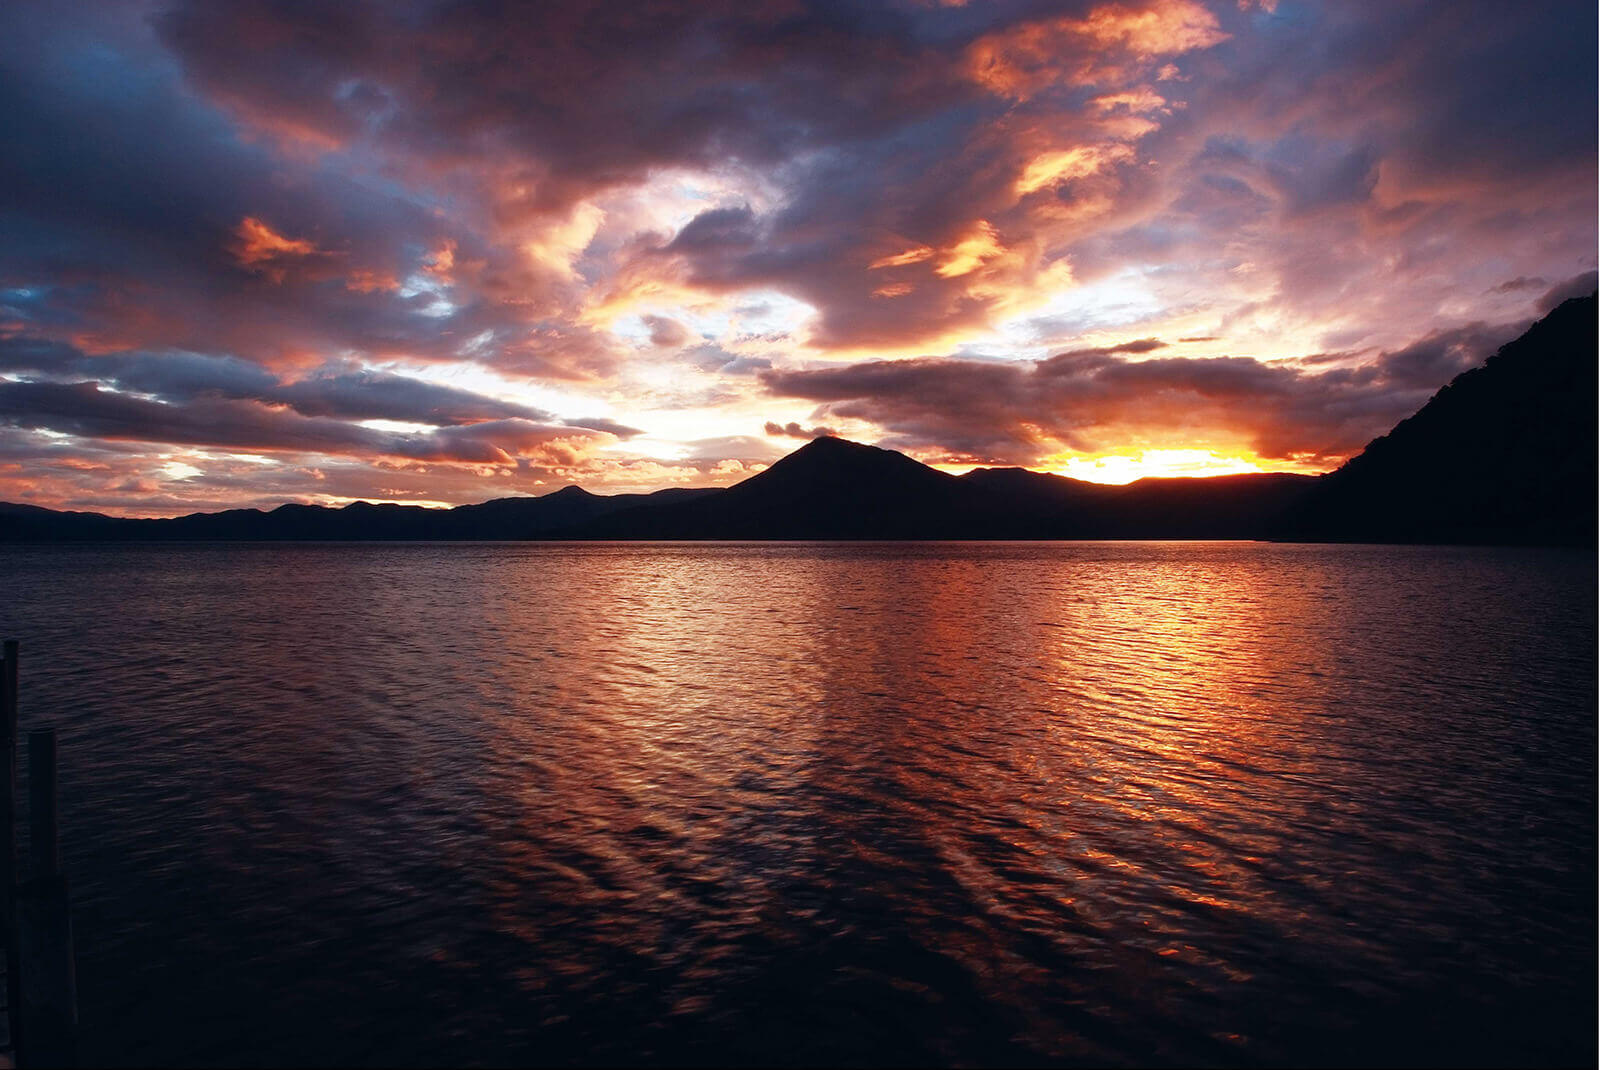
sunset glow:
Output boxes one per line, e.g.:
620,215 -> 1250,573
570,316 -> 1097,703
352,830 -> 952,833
1050,450 -> 1269,484
0,0 -> 1593,514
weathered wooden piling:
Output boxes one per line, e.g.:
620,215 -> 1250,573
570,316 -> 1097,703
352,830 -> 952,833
0,643 -> 79,1068
24,735 -> 56,888
18,728 -> 75,1068
2,640 -> 19,1061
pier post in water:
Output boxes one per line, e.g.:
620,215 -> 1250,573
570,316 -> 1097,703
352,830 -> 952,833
2,640 -> 19,1058
26,733 -> 57,886
18,728 -> 76,1067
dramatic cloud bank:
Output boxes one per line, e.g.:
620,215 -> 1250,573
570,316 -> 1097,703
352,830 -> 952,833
1,0 -> 1593,512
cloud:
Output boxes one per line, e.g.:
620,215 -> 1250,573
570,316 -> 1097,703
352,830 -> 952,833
642,315 -> 693,349
0,0 -> 1594,512
230,216 -> 339,283
1058,337 -> 1168,357
0,424 -> 735,516
1372,321 -> 1528,390
763,421 -> 836,440
1489,276 -> 1548,295
759,320 -> 1525,465
0,3 -> 627,379
966,1 -> 1227,100
1537,271 -> 1599,314
0,335 -> 642,433
0,379 -> 610,465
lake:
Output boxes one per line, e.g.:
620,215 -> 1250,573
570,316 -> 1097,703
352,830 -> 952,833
0,541 -> 1593,1066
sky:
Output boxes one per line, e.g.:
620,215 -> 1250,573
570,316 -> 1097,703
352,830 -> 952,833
1,0 -> 1594,515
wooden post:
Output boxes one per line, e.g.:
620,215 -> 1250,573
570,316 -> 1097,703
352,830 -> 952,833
1,640 -> 18,1059
19,729 -> 75,1068
27,733 -> 57,884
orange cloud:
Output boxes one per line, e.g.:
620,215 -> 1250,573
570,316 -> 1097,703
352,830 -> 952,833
231,217 -> 403,294
230,216 -> 330,283
935,220 -> 1007,278
968,0 -> 1225,100
1016,144 -> 1137,195
424,239 -> 457,284
345,269 -> 400,294
869,245 -> 935,269
232,216 -> 318,264
1091,86 -> 1169,114
1077,1 -> 1229,56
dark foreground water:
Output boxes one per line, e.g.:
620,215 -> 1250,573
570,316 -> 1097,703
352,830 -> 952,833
0,541 -> 1593,1067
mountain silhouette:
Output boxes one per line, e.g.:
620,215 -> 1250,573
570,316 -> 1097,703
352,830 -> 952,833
0,487 -> 715,541
578,436 -> 1008,538
957,467 -> 1314,539
571,440 -> 1320,539
3,296 -> 1592,545
1280,294 -> 1596,544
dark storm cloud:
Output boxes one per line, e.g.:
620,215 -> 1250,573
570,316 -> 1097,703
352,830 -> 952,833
0,335 -> 639,434
152,0 -> 986,215
1167,1 -> 1595,189
759,321 -> 1527,464
0,334 -> 641,468
1372,321 -> 1529,391
143,0 -> 1242,351
274,372 -> 549,426
1536,271 -> 1599,314
0,1 -> 620,379
0,379 -> 608,464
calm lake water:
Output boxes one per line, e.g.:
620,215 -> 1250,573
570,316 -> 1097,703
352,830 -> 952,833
0,541 -> 1593,1066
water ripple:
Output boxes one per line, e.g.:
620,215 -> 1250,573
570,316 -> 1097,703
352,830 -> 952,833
0,541 -> 1592,1066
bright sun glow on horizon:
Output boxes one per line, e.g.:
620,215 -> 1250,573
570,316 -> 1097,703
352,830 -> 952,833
1048,449 -> 1270,484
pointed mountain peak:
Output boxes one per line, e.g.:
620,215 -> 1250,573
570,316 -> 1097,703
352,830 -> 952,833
771,434 -> 920,469
544,484 -> 595,500
753,434 -> 953,486
729,436 -> 960,508
786,433 -> 859,456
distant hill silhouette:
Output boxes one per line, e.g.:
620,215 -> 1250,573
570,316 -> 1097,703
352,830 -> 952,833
2,296 -> 1592,545
515,438 -> 1316,539
0,487 -> 716,541
0,440 -> 1318,541
958,467 -> 1315,539
1279,294 -> 1597,545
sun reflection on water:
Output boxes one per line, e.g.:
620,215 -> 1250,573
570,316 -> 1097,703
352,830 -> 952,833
1,541 -> 1591,1066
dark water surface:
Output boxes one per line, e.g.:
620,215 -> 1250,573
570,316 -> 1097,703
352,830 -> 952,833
0,541 -> 1593,1066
